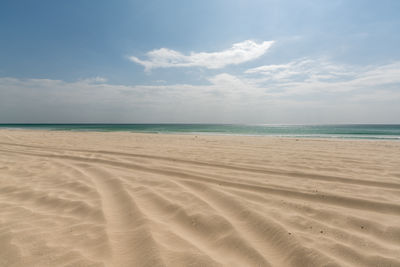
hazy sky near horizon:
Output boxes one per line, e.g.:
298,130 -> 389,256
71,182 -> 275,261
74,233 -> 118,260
1,0 -> 400,123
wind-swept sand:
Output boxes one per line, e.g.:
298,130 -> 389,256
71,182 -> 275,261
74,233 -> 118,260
1,130 -> 400,267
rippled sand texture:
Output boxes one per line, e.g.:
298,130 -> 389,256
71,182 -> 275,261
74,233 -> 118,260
1,130 -> 400,267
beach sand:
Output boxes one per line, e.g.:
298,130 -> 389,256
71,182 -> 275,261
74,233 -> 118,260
1,129 -> 400,267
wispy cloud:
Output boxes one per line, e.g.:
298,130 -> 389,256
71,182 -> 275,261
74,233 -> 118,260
129,40 -> 274,71
245,59 -> 400,96
245,58 -> 356,82
80,76 -> 108,84
1,60 -> 399,123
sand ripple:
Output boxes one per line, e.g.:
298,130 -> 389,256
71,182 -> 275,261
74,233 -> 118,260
1,130 -> 400,266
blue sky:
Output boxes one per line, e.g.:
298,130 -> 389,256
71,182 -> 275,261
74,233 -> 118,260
1,0 -> 400,123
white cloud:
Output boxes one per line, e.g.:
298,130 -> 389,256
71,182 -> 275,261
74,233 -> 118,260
81,76 -> 108,84
1,60 -> 400,124
245,62 -> 295,74
245,58 -> 356,82
208,73 -> 247,88
245,59 -> 400,96
129,40 -> 274,71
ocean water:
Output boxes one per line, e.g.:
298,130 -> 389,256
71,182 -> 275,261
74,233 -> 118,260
0,124 -> 400,140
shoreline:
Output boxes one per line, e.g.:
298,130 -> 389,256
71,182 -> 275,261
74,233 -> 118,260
1,128 -> 399,141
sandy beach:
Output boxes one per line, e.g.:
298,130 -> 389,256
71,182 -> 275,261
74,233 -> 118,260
1,129 -> 400,267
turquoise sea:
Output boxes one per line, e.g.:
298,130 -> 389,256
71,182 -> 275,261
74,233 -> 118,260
1,124 -> 400,140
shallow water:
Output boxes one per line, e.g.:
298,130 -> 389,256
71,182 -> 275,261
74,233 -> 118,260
1,124 -> 400,140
